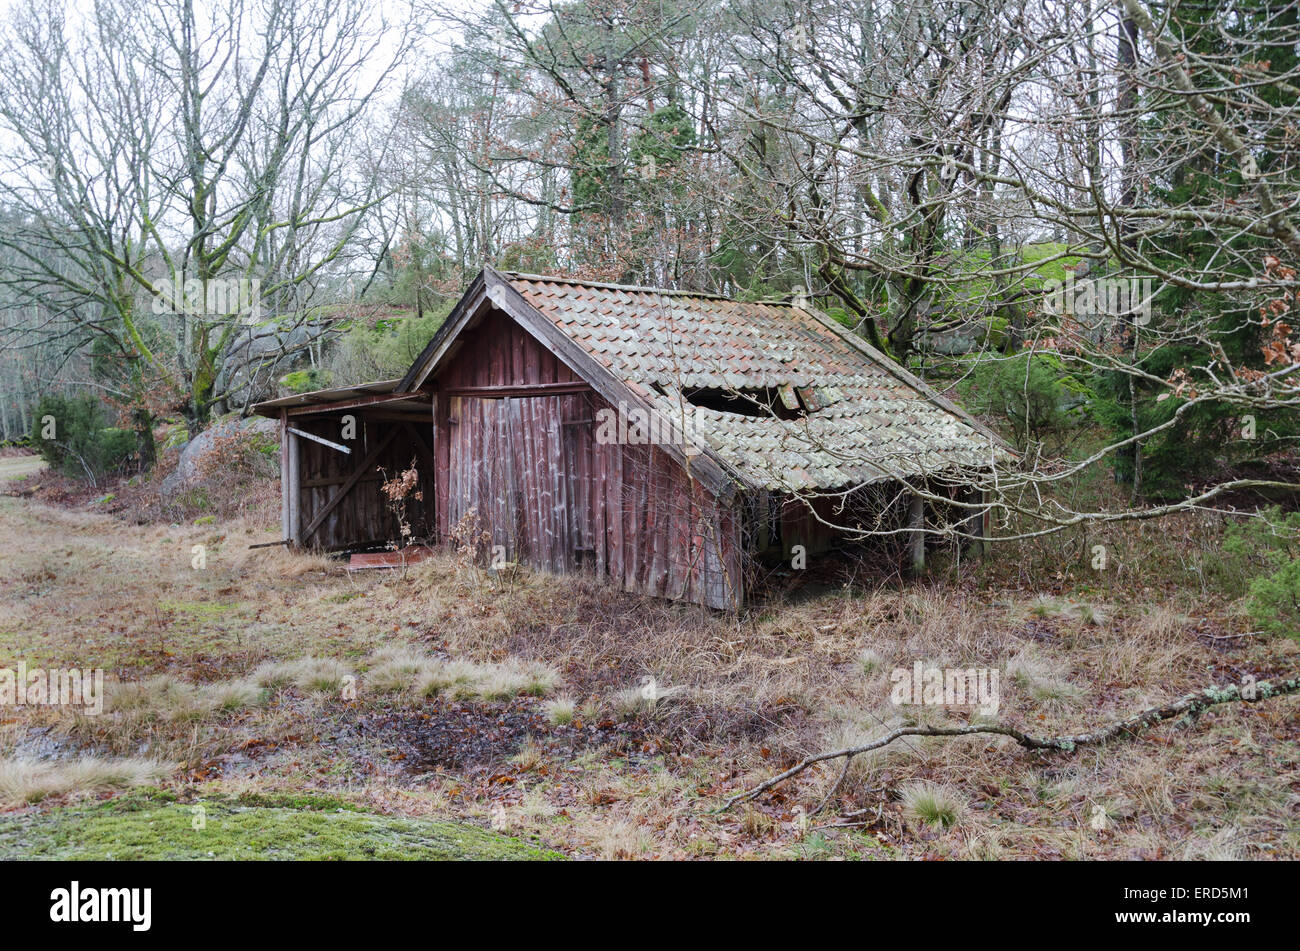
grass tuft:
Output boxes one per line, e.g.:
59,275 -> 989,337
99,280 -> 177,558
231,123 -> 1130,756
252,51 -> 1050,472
544,697 -> 576,726
0,757 -> 171,806
899,781 -> 968,829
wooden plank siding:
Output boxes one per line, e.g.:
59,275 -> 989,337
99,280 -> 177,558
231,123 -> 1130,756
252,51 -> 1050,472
434,307 -> 742,609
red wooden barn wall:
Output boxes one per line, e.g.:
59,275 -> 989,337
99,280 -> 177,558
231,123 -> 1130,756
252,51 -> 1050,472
433,308 -> 742,609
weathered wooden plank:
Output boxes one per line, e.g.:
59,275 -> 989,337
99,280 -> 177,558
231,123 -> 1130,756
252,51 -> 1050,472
516,397 -> 539,562
622,446 -> 642,592
488,319 -> 502,388
430,392 -> 441,539
498,398 -> 517,557
524,325 -> 540,384
607,427 -> 623,584
594,406 -> 608,577
287,427 -> 351,454
552,399 -> 571,572
346,545 -> 436,571
646,453 -> 664,596
512,321 -> 525,389
287,422 -> 301,546
285,392 -> 430,417
300,473 -> 385,489
435,393 -> 450,538
540,398 -> 557,572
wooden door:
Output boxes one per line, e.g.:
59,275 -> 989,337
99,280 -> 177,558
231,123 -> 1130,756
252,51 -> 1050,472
447,395 -> 586,574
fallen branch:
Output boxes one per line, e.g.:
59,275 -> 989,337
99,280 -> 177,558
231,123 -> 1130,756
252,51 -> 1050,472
720,674 -> 1300,812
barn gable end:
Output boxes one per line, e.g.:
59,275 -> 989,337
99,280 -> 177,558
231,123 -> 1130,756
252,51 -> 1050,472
428,301 -> 743,609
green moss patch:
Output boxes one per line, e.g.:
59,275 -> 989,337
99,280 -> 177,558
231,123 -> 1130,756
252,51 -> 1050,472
0,796 -> 563,861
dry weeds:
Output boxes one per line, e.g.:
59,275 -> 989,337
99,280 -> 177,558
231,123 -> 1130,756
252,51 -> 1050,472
1,492 -> 1296,860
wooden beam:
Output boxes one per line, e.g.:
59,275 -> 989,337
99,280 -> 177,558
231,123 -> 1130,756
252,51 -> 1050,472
285,392 -> 430,417
358,410 -> 436,423
279,410 -> 290,542
908,490 -> 925,575
288,427 -> 351,454
966,487 -> 990,558
301,473 -> 383,489
442,382 -> 592,399
287,418 -> 301,546
300,429 -> 398,543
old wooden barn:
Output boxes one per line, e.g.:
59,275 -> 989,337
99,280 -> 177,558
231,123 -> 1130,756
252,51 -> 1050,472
254,268 -> 1006,608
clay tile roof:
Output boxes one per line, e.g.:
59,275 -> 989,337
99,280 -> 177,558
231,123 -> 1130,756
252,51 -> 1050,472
502,272 -> 1009,491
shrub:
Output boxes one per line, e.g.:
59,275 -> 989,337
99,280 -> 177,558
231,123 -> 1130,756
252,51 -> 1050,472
198,423 -> 278,481
1222,508 -> 1300,639
30,393 -> 137,481
1246,559 -> 1300,640
323,307 -> 451,384
960,352 -> 1088,450
280,368 -> 332,393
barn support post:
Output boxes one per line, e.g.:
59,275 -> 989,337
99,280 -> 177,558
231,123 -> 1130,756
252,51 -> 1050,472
429,392 -> 439,542
287,424 -> 302,547
965,486 -> 989,558
279,410 -> 290,543
908,488 -> 925,575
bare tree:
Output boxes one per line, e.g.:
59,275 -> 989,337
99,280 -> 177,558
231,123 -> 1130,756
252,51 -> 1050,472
0,0 -> 414,440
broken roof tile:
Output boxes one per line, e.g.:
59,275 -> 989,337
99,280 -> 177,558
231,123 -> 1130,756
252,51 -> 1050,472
505,272 -> 1009,491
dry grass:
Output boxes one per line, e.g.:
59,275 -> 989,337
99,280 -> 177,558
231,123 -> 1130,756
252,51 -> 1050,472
3,488 -> 1297,860
609,682 -> 694,719
362,648 -> 558,701
252,657 -> 352,694
544,697 -> 576,725
230,540 -> 337,579
49,673 -> 276,758
593,820 -> 655,859
1007,649 -> 1086,714
105,674 -> 268,722
900,781 -> 969,829
0,756 -> 171,805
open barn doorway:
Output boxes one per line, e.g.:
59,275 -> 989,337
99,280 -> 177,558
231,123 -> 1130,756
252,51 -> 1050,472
288,414 -> 435,551
253,381 -> 434,553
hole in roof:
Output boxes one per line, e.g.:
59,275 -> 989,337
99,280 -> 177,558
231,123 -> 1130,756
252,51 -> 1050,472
682,386 -> 807,420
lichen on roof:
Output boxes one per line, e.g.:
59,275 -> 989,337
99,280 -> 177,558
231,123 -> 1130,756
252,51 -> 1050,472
506,274 -> 1008,491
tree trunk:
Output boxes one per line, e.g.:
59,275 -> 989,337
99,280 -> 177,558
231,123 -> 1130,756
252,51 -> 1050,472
1116,10 -> 1143,497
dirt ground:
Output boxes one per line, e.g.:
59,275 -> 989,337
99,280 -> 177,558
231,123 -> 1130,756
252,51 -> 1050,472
1,453 -> 1297,859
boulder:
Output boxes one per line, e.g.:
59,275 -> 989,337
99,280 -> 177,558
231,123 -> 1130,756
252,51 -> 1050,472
162,416 -> 278,496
